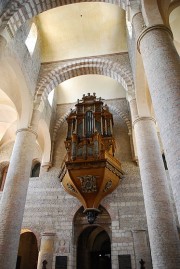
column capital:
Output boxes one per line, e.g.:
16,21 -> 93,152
16,128 -> 38,138
133,116 -> 156,127
137,24 -> 173,53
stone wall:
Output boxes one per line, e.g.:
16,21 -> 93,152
7,19 -> 41,96
21,160 -> 148,269
0,0 -> 9,15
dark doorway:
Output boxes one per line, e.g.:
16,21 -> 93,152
77,226 -> 111,269
31,162 -> 41,177
16,231 -> 38,269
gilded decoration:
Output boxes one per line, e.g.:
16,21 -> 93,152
67,183 -> 77,193
77,175 -> 98,193
103,180 -> 112,192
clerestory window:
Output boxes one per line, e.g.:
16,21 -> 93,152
25,23 -> 38,56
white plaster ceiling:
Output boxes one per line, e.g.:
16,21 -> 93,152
49,75 -> 126,105
36,3 -> 127,62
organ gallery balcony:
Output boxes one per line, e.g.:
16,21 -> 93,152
59,93 -> 124,223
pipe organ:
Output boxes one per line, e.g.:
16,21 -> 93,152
60,93 -> 124,223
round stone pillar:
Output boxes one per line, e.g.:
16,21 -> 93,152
134,15 -> 180,223
133,116 -> 180,269
0,106 -> 41,269
37,232 -> 55,269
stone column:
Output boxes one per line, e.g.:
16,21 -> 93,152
133,13 -> 180,223
37,232 -> 55,269
132,113 -> 180,268
0,106 -> 41,269
132,230 -> 152,269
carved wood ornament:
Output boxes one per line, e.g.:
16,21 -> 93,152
59,93 -> 124,223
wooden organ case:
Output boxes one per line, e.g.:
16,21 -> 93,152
59,93 -> 124,223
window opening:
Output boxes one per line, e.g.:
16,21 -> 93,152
25,23 -> 38,56
31,162 -> 40,177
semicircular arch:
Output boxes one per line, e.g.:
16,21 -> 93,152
36,58 -> 134,103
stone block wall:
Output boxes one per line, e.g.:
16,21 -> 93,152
0,0 -> 9,14
22,161 -> 149,269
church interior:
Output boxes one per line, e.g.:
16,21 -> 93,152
0,0 -> 179,268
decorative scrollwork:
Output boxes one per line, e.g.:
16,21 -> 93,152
103,180 -> 112,192
77,175 -> 98,193
67,183 -> 77,193
106,162 -> 122,177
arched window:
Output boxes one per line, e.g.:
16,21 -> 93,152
85,111 -> 94,138
0,165 -> 9,191
25,23 -> 38,56
31,162 -> 41,177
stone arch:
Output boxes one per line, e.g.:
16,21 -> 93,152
36,58 -> 134,103
52,105 -> 131,147
38,58 -> 133,164
52,111 -> 72,143
18,229 -> 39,269
21,228 -> 40,248
77,226 -> 111,269
73,205 -> 112,243
157,0 -> 180,25
0,1 -> 126,39
37,119 -> 51,165
108,105 -> 131,134
73,205 -> 112,268
140,0 -> 180,26
168,0 -> 180,15
141,0 -> 164,26
51,110 -> 72,164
